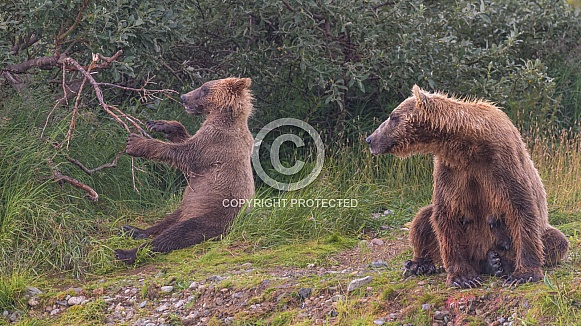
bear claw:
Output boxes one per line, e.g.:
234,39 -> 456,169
449,275 -> 483,289
486,250 -> 504,277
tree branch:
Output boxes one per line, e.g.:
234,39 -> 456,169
66,151 -> 125,175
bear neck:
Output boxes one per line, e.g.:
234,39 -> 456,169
204,101 -> 252,128
415,105 -> 520,169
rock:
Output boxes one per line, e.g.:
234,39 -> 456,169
189,281 -> 199,289
370,238 -> 384,246
8,311 -> 20,322
160,286 -> 174,293
139,300 -> 147,308
67,296 -> 86,306
174,299 -> 186,308
374,318 -> 386,325
347,276 -> 373,292
371,260 -> 388,268
232,292 -> 244,299
422,303 -> 431,310
28,297 -> 39,307
298,288 -> 312,300
156,304 -> 169,312
434,310 -> 450,320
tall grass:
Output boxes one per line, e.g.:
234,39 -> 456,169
228,136 -> 433,246
526,123 -> 581,224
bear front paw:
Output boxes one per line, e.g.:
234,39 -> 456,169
125,133 -> 146,157
114,248 -> 137,265
447,273 -> 483,289
503,268 -> 543,287
146,120 -> 169,133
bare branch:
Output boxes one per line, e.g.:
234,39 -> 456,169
3,55 -> 59,74
67,151 -> 125,175
52,170 -> 99,201
60,53 -> 131,133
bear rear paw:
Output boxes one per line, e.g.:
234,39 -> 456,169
485,250 -> 505,277
114,248 -> 138,265
403,258 -> 441,277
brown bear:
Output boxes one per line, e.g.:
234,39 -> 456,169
114,77 -> 255,264
366,85 -> 569,288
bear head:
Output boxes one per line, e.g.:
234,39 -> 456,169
366,85 -> 433,157
180,77 -> 253,116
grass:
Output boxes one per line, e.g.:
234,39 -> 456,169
0,86 -> 580,324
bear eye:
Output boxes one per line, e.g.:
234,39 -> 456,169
389,114 -> 400,124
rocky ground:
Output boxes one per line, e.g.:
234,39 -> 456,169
5,233 -> 542,326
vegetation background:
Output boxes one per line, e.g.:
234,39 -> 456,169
0,0 -> 580,324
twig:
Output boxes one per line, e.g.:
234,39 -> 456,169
48,159 -> 99,201
67,151 -> 125,175
52,170 -> 99,201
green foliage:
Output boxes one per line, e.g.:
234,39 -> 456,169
0,272 -> 27,311
1,0 -> 580,132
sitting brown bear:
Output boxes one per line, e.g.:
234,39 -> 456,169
114,77 -> 255,264
366,85 -> 569,288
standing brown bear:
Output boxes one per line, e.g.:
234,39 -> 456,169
366,85 -> 569,288
114,77 -> 255,264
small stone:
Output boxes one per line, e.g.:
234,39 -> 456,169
189,281 -> 198,289
160,286 -> 173,293
298,288 -> 312,300
499,317 -> 506,323
156,304 -> 169,312
422,303 -> 431,310
207,275 -> 224,282
374,318 -> 386,325
370,238 -> 384,246
28,297 -> 39,307
67,296 -> 86,306
371,260 -> 388,268
174,300 -> 186,309
232,292 -> 244,299
328,310 -> 338,317
347,276 -> 373,292
139,300 -> 147,308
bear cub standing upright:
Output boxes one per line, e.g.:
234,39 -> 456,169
366,85 -> 569,288
114,77 -> 255,264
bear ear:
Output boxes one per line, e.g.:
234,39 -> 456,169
231,78 -> 252,93
412,84 -> 431,110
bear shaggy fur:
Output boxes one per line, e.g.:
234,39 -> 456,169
366,85 -> 569,288
114,77 -> 255,264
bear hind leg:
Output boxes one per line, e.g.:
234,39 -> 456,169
150,213 -> 227,254
542,226 -> 569,267
120,209 -> 182,239
405,205 -> 442,277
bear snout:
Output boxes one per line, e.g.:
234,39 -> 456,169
365,136 -> 372,144
180,94 -> 187,103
